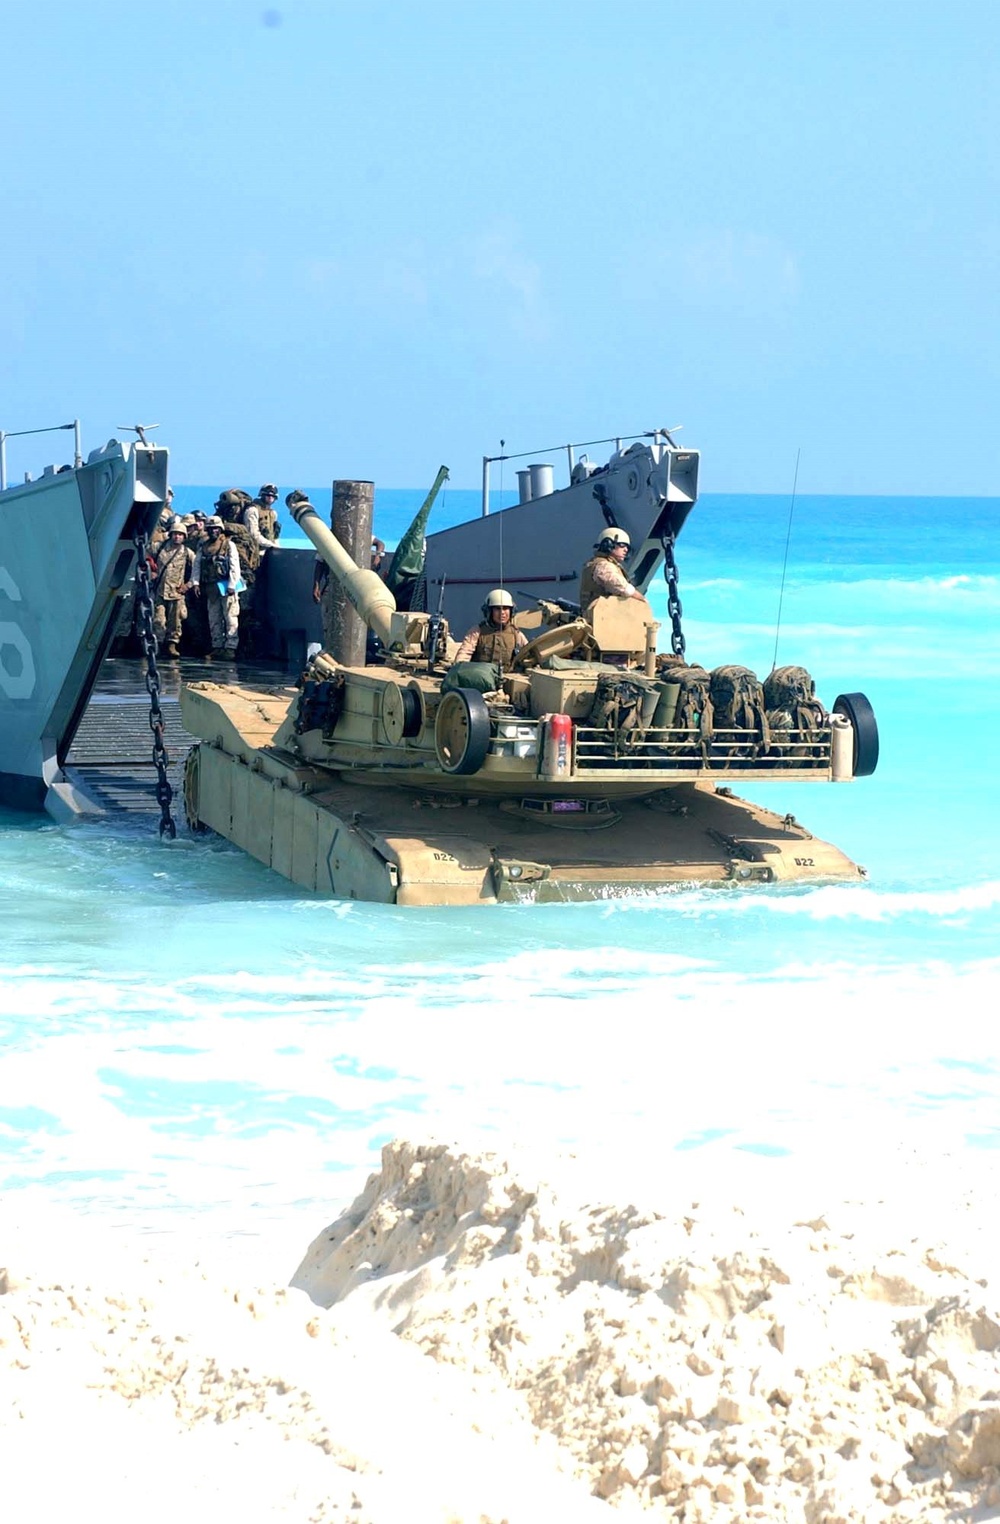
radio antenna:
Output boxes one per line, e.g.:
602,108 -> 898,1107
770,448 -> 801,673
498,438 -> 505,590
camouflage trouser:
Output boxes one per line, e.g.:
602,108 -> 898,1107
153,597 -> 185,646
206,588 -> 240,652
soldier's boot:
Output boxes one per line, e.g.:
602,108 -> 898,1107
210,648 -> 224,661
220,649 -> 236,661
164,643 -> 181,660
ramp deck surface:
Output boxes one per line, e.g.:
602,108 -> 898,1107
64,657 -> 290,819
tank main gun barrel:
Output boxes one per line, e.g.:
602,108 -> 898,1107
290,496 -> 397,649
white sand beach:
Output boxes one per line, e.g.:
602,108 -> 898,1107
4,1138 -> 1000,1522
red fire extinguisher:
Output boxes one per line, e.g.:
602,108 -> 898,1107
541,713 -> 572,779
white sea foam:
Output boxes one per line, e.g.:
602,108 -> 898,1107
4,948 -> 1000,1242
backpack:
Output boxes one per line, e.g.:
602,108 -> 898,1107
587,673 -> 661,743
763,665 -> 826,760
654,662 -> 714,755
224,519 -> 261,585
709,666 -> 770,759
217,488 -> 252,520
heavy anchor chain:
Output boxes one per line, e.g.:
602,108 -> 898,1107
661,531 -> 686,658
132,530 -> 177,839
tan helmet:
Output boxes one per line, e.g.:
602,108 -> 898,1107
206,515 -> 225,531
259,483 -> 278,499
596,526 -> 630,552
169,518 -> 187,534
482,587 -> 516,618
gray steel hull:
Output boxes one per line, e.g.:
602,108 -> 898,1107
0,439 -> 168,816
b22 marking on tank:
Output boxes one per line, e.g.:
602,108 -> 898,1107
794,857 -> 815,867
0,568 -> 37,700
432,851 -> 456,861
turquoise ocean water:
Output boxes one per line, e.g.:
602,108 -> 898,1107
2,488 -> 998,1246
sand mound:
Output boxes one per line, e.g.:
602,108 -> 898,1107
0,1241 -> 605,1522
6,1138 -> 1000,1521
292,1140 -> 1000,1522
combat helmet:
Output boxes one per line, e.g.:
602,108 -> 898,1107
482,588 -> 516,620
596,526 -> 630,553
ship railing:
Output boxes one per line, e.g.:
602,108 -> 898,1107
480,428 -> 679,516
573,724 -> 833,774
0,420 -> 82,492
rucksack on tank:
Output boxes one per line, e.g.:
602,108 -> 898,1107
654,661 -> 713,755
709,665 -> 770,759
587,673 -> 660,740
763,665 -> 826,761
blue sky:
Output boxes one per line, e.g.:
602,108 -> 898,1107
2,1 -> 998,493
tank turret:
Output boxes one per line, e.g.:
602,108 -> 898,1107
180,466 -> 878,905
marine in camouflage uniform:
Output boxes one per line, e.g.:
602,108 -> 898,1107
248,484 -> 281,545
578,527 -> 646,611
214,491 -> 265,655
453,589 -> 527,669
181,513 -> 211,655
152,523 -> 194,658
148,502 -> 174,555
191,516 -> 241,659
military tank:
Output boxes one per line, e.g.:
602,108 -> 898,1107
179,489 -> 879,905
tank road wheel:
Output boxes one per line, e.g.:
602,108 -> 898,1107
833,692 -> 879,777
434,688 -> 490,775
183,745 -> 209,833
381,682 -> 423,744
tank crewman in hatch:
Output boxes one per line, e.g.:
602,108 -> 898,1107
152,521 -> 194,659
578,527 -> 646,612
453,589 -> 528,669
191,515 -> 241,660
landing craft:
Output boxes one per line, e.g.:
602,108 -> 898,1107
181,435 -> 879,905
0,424 -> 878,903
0,426 -> 168,816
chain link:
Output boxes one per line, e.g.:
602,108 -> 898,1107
662,532 -> 686,658
132,532 -> 177,839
